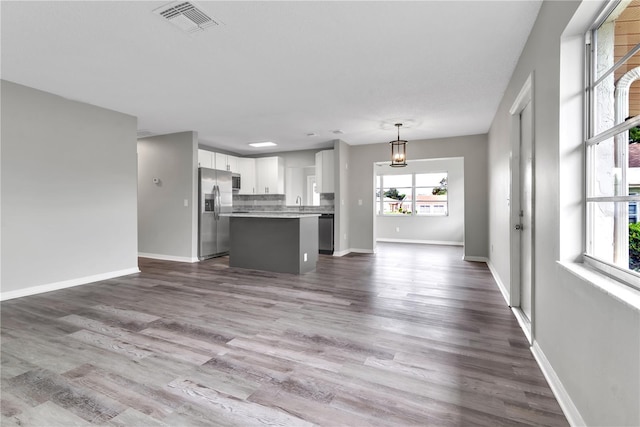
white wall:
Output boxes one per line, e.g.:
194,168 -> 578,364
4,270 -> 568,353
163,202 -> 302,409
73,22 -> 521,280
138,132 -> 198,262
0,80 -> 139,299
346,134 -> 488,258
487,1 -> 640,425
375,157 -> 464,245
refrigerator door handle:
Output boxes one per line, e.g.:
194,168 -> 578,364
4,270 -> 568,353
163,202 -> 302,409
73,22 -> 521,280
214,185 -> 220,220
213,185 -> 217,220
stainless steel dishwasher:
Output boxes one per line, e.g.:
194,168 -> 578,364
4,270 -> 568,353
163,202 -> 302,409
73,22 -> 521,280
318,214 -> 334,255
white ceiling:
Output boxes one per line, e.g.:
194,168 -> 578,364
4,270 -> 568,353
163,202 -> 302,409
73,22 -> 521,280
1,1 -> 542,155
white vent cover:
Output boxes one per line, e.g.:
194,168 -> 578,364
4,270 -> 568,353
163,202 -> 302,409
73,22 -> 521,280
154,1 -> 218,33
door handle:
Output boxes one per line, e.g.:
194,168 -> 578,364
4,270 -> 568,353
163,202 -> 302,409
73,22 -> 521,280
515,224 -> 523,230
214,185 -> 220,220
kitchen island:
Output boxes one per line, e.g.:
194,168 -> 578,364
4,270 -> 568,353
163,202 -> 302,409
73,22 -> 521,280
225,213 -> 319,274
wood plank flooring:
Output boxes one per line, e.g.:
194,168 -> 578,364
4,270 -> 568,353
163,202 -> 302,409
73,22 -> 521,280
1,243 -> 568,426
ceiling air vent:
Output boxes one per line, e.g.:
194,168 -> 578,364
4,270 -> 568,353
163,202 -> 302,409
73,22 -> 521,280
154,1 -> 218,33
137,130 -> 156,139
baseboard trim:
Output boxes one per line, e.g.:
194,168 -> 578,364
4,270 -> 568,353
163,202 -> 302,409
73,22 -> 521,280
486,259 -> 510,306
138,253 -> 199,263
0,267 -> 140,301
512,307 -> 532,344
349,248 -> 375,254
463,255 -> 488,262
531,341 -> 585,427
333,249 -> 351,257
377,238 -> 463,246
333,248 -> 375,257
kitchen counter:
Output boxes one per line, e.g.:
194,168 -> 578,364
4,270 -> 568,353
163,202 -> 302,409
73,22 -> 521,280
228,214 -> 318,274
224,213 -> 321,219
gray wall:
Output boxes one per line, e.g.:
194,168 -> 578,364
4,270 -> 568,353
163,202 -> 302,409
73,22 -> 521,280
334,140 -> 350,254
375,157 -> 464,244
488,1 -> 640,425
138,132 -> 198,262
1,80 -> 138,298
346,134 -> 488,258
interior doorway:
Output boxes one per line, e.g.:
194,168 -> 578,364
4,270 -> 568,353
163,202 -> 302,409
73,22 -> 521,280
519,100 -> 533,322
509,74 -> 534,343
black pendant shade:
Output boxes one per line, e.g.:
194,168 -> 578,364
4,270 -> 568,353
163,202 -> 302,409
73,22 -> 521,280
390,123 -> 407,167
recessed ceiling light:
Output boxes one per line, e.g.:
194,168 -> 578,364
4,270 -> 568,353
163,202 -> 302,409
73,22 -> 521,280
248,141 -> 277,148
306,132 -> 318,137
332,130 -> 345,135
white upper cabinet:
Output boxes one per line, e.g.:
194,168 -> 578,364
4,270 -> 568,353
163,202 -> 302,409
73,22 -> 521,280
236,158 -> 256,194
198,151 -> 237,173
227,155 -> 238,173
256,157 -> 284,194
315,149 -> 334,193
198,149 -> 214,169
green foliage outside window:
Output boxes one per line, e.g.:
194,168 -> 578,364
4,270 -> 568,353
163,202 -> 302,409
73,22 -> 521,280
383,188 -> 406,201
432,177 -> 448,195
630,222 -> 640,271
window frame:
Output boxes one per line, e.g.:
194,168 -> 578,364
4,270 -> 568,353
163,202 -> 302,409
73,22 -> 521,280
376,172 -> 449,217
584,0 -> 640,290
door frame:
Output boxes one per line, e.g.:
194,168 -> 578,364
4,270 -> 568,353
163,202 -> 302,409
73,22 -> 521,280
509,73 -> 535,344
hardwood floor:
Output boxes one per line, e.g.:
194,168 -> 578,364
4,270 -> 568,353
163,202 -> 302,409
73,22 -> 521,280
1,243 -> 568,426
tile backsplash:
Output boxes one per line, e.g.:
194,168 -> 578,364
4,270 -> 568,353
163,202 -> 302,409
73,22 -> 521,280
233,193 -> 335,213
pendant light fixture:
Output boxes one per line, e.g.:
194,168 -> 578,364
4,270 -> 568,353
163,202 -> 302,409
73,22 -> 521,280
390,123 -> 407,167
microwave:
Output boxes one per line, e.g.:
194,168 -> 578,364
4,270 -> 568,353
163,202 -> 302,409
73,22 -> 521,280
232,173 -> 241,192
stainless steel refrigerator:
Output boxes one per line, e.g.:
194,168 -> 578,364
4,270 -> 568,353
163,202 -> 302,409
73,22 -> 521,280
198,167 -> 232,260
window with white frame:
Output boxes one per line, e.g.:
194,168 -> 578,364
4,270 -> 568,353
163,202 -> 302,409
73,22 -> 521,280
376,172 -> 448,216
586,0 -> 640,287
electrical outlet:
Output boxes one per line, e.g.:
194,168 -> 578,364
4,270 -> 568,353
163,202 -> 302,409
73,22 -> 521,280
184,199 -> 189,207
358,199 -> 363,206
396,227 -> 400,233
304,253 -> 308,262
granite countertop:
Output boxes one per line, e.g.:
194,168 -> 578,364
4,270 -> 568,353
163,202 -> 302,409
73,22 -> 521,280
222,213 -> 321,219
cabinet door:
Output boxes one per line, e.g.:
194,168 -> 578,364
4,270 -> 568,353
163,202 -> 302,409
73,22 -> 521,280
315,150 -> 334,193
198,149 -> 214,169
227,155 -> 238,173
236,158 -> 256,194
315,151 -> 323,193
321,150 -> 334,192
256,157 -> 284,194
214,153 -> 228,171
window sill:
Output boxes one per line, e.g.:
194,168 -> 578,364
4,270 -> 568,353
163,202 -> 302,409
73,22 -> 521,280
557,261 -> 640,311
